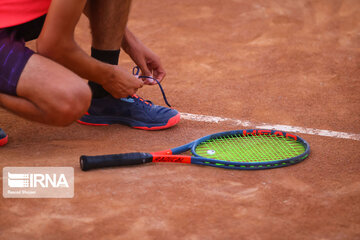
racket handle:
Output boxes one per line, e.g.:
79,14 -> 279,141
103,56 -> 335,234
80,152 -> 153,171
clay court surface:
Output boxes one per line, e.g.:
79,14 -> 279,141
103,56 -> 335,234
1,0 -> 360,239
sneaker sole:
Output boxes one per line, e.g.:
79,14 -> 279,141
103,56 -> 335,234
0,135 -> 8,146
77,113 -> 180,130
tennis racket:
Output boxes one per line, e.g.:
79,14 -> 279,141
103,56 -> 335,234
80,129 -> 310,171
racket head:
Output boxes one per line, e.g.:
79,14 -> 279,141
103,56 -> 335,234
190,129 -> 310,169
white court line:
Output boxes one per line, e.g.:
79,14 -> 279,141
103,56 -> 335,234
180,112 -> 360,141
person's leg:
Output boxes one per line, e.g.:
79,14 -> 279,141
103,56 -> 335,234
78,0 -> 180,130
0,54 -> 92,126
84,0 -> 131,98
85,0 -> 131,50
0,30 -> 91,127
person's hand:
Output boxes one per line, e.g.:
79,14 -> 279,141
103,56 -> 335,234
130,46 -> 166,85
101,65 -> 144,98
122,29 -> 166,85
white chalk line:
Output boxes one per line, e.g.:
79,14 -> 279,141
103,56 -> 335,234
180,112 -> 360,141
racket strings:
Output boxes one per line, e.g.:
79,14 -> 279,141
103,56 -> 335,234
245,135 -> 304,160
194,134 -> 306,163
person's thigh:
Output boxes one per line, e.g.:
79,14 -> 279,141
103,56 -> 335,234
18,53 -> 91,119
0,29 -> 91,125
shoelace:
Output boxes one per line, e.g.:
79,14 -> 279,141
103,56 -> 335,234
132,66 -> 172,107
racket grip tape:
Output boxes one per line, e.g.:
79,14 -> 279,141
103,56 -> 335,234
80,152 -> 153,171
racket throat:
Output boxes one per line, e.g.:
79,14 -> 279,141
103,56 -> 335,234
151,149 -> 173,155
151,154 -> 191,164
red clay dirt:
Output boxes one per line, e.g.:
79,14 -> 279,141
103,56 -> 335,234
1,0 -> 360,239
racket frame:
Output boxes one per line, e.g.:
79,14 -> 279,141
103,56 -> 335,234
80,129 -> 310,171
152,129 -> 310,170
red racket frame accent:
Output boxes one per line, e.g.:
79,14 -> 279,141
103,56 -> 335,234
151,149 -> 191,164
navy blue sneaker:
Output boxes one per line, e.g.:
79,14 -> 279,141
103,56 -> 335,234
77,95 -> 180,130
0,128 -> 8,146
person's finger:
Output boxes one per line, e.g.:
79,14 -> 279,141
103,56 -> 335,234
137,64 -> 154,84
147,60 -> 165,82
154,69 -> 166,82
138,62 -> 152,76
152,66 -> 166,82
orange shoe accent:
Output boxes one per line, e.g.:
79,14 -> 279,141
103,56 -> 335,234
76,120 -> 109,126
0,135 -> 8,146
133,113 -> 180,131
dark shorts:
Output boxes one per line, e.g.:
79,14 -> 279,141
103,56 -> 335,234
0,15 -> 46,96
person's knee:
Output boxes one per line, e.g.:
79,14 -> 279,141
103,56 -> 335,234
47,81 -> 91,126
